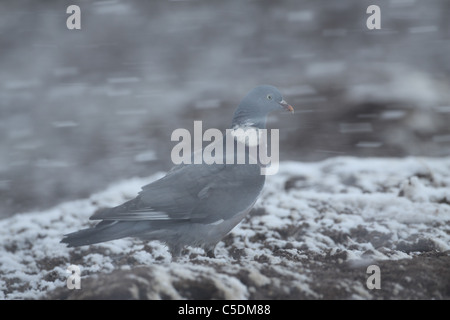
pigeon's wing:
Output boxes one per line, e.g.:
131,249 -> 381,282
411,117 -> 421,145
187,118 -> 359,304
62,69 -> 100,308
89,162 -> 217,220
90,162 -> 225,221
90,161 -> 264,223
187,163 -> 264,223
91,130 -> 265,223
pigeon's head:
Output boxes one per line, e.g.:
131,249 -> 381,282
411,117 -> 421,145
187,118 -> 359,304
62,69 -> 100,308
231,85 -> 294,129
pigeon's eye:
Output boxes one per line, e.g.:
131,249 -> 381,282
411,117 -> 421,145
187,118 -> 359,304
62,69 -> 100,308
266,94 -> 273,100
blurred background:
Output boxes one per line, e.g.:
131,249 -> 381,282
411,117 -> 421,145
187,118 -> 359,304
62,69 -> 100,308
0,0 -> 449,218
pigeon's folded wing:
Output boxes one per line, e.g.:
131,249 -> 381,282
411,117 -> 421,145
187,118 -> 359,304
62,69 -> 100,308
90,162 -> 263,223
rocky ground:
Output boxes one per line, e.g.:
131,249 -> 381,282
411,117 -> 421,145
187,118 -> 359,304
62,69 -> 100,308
1,156 -> 449,299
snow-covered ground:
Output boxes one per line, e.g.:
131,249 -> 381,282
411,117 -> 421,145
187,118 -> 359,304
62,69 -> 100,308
1,156 -> 449,299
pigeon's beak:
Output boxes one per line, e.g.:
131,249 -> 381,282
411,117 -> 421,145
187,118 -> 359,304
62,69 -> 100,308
279,100 -> 294,114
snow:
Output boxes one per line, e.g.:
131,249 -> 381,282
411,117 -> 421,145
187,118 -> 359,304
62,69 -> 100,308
0,156 -> 449,299
51,121 -> 79,128
339,122 -> 373,134
408,26 -> 438,34
434,106 -> 450,113
134,150 -> 157,163
194,99 -> 221,110
286,11 -> 314,23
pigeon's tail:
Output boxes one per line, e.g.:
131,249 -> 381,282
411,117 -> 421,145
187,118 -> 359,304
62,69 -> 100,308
61,220 -> 152,247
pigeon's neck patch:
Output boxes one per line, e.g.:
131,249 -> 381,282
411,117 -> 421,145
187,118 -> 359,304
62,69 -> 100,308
230,126 -> 262,147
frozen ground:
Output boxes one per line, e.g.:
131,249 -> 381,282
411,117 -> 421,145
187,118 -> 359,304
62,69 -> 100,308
1,156 -> 449,299
1,0 -> 449,300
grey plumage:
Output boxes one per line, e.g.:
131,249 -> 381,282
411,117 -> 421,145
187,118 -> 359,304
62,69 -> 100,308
61,85 -> 293,257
